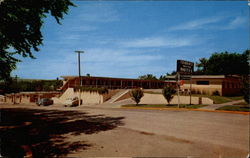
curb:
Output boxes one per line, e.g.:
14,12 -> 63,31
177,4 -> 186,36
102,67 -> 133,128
121,107 -> 250,115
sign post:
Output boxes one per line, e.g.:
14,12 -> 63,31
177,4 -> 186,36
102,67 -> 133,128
190,77 -> 192,105
177,60 -> 194,105
177,73 -> 180,108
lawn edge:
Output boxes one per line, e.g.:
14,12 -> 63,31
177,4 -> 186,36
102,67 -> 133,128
121,107 -> 250,115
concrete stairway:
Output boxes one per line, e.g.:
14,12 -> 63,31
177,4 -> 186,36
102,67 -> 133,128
105,89 -> 130,103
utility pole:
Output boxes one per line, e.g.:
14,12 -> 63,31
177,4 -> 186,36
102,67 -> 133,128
75,50 -> 84,106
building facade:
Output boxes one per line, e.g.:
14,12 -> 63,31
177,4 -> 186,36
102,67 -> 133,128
60,76 -> 176,91
173,75 -> 242,96
5,92 -> 61,104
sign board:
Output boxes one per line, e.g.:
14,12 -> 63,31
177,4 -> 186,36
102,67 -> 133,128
179,80 -> 184,86
180,75 -> 191,80
177,60 -> 194,75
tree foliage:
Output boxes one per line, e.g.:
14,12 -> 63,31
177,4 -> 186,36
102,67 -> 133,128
195,50 -> 249,75
159,71 -> 176,80
130,88 -> 144,105
0,79 -> 63,94
162,86 -> 176,105
0,0 -> 75,81
195,58 -> 208,75
138,74 -> 158,80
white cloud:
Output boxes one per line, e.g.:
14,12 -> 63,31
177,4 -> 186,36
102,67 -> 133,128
169,17 -> 223,31
169,16 -> 247,31
120,36 -> 196,48
83,48 -> 162,63
223,16 -> 247,30
13,47 -> 165,79
69,25 -> 98,32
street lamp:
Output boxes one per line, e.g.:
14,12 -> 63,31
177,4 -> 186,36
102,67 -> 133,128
75,50 -> 84,106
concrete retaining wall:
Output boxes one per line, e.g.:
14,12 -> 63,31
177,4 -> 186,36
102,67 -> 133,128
54,88 -> 121,105
140,93 -> 213,105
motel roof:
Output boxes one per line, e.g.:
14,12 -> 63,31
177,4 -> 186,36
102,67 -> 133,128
60,75 -> 169,82
165,75 -> 241,79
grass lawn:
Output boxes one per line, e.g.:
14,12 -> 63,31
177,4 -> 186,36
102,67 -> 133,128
183,94 -> 243,104
216,105 -> 250,112
122,104 -> 207,109
233,101 -> 249,106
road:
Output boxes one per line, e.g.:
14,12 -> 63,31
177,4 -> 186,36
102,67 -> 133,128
0,104 -> 249,157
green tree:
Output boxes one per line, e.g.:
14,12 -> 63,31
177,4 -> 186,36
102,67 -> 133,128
162,86 -> 176,105
159,72 -> 176,80
195,50 -> 249,75
138,74 -> 157,80
130,88 -> 144,105
159,75 -> 166,81
195,58 -> 208,75
0,0 -> 75,81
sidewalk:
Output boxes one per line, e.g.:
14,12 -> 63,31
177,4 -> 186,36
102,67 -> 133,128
199,99 -> 245,110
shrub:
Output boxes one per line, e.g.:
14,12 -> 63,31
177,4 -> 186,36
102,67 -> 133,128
196,90 -> 201,94
191,89 -> 196,94
212,90 -> 220,96
130,88 -> 144,105
74,87 -> 108,94
162,86 -> 176,104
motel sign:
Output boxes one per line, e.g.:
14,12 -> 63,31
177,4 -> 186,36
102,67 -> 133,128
177,60 -> 194,75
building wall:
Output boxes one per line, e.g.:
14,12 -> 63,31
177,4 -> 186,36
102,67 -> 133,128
4,92 -> 60,104
182,78 -> 222,95
140,93 -> 213,105
55,88 -> 120,104
60,76 -> 174,92
181,77 -> 242,96
222,78 -> 242,96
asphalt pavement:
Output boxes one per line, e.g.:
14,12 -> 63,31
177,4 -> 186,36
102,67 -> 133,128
0,104 -> 249,157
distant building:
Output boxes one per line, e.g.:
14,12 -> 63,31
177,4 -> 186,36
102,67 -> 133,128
166,75 -> 242,96
4,92 -> 60,104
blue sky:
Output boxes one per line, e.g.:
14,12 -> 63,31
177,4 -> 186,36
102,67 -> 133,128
13,1 -> 249,79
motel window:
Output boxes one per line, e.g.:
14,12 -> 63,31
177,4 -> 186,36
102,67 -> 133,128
196,81 -> 209,85
128,81 -> 131,86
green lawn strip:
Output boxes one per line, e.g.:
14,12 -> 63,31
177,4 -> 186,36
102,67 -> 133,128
207,96 -> 232,104
122,104 -> 207,109
216,105 -> 250,112
233,101 -> 249,106
227,96 -> 244,101
185,94 -> 243,104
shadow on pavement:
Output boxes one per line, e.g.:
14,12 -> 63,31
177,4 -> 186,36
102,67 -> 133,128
0,108 -> 125,157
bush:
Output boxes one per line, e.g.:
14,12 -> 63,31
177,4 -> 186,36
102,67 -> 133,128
130,88 -> 144,105
212,90 -> 220,96
74,87 -> 108,94
162,86 -> 176,104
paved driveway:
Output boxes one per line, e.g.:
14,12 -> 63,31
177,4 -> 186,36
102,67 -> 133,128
0,104 -> 249,157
